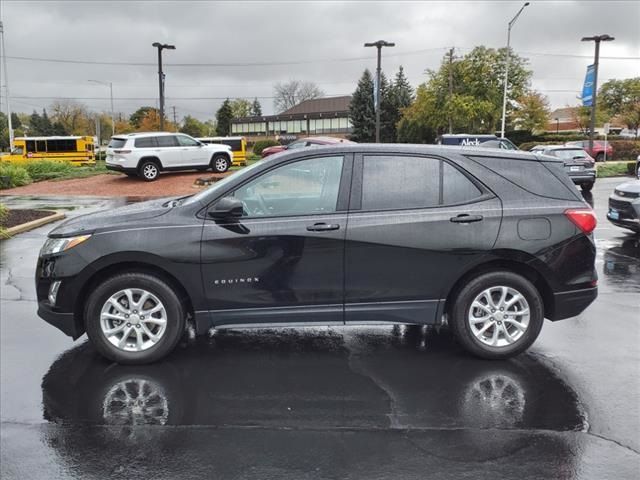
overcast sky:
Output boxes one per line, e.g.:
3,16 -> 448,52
1,0 -> 639,121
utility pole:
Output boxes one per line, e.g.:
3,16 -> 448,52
447,47 -> 455,134
500,2 -> 530,139
581,34 -> 614,154
88,80 -> 115,137
364,40 -> 395,143
172,106 -> 177,131
152,42 -> 176,131
0,20 -> 14,151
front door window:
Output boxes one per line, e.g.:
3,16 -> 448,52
233,155 -> 344,217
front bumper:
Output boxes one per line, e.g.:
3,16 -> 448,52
607,195 -> 640,232
37,301 -> 82,339
549,286 -> 598,321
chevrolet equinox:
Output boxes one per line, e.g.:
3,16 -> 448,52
36,145 -> 598,364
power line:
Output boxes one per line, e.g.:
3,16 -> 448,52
10,94 -> 350,101
4,48 -> 638,68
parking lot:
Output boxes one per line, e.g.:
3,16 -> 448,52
1,177 -> 638,479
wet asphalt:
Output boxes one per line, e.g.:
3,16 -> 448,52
1,178 -> 639,479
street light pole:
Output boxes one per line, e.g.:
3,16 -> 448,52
364,40 -> 395,143
500,2 -> 529,139
581,34 -> 614,154
88,80 -> 115,137
555,117 -> 559,134
152,42 -> 176,131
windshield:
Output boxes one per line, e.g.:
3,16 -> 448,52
182,159 -> 265,206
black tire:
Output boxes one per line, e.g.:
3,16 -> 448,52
581,182 -> 594,192
139,160 -> 160,181
595,153 -> 604,162
211,154 -> 230,173
449,271 -> 544,360
84,272 -> 186,364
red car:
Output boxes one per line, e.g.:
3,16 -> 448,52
261,136 -> 354,158
565,140 -> 614,162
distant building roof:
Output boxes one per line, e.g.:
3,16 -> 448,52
281,96 -> 352,115
232,95 -> 352,123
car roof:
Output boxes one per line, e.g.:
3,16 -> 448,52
114,132 -> 185,139
299,136 -> 355,144
270,143 -> 560,163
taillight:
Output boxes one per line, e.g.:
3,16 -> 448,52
565,208 -> 597,234
114,149 -> 131,154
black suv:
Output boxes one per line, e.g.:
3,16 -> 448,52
36,145 -> 598,364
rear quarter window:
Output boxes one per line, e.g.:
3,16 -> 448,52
134,137 -> 158,148
108,138 -> 127,149
468,156 -> 580,201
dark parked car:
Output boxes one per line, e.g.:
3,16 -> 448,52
529,145 -> 596,192
36,145 -> 598,364
607,180 -> 640,233
565,140 -> 613,162
261,136 -> 354,158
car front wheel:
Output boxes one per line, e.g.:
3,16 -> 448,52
84,273 -> 186,364
211,154 -> 230,173
581,182 -> 594,192
449,271 -> 544,360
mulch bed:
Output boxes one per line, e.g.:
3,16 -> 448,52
1,209 -> 55,229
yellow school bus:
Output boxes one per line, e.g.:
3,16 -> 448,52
197,136 -> 247,166
4,136 -> 96,166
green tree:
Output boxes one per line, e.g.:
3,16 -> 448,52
398,47 -> 532,136
349,69 -> 376,142
181,115 -> 206,137
215,99 -> 233,136
600,77 -> 640,132
130,107 -> 158,129
251,98 -> 262,116
512,91 -> 550,133
0,112 -> 9,151
386,66 -> 414,142
230,98 -> 252,118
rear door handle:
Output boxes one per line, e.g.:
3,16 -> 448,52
450,214 -> 483,224
307,222 -> 340,232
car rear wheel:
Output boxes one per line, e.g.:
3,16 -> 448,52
139,161 -> 160,181
449,271 -> 544,360
595,153 -> 605,162
211,154 -> 230,173
85,273 -> 186,364
581,182 -> 594,192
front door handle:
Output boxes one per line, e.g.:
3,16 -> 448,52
307,222 -> 340,232
450,214 -> 483,224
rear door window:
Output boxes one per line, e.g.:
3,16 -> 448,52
361,156 -> 483,211
134,137 -> 157,148
156,136 -> 178,147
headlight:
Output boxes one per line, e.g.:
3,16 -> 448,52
40,235 -> 91,256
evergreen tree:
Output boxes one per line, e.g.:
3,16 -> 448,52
41,109 -> 53,135
29,110 -> 43,135
384,66 -> 415,143
215,99 -> 234,136
349,69 -> 376,142
251,98 -> 263,116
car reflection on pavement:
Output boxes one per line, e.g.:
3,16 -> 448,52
40,327 -> 586,477
603,236 -> 640,291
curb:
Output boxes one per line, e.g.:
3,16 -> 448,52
4,211 -> 66,237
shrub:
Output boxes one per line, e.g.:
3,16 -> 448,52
608,140 -> 640,161
253,139 -> 279,155
23,160 -> 73,181
0,163 -> 32,188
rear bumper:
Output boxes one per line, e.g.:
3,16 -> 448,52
548,287 -> 598,321
568,171 -> 596,184
106,164 -> 137,174
37,301 -> 82,339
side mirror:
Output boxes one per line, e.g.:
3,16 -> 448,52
209,197 -> 244,219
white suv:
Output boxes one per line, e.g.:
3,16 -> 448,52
106,132 -> 233,181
